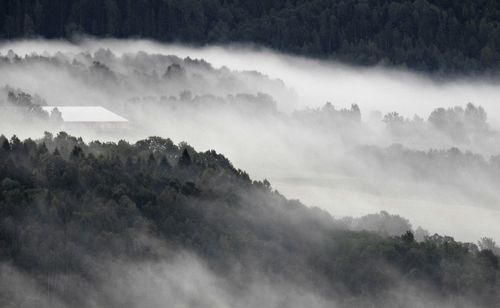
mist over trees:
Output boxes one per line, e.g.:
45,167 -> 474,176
1,1 -> 500,306
1,0 -> 500,73
0,133 -> 498,307
0,86 -> 64,135
0,40 -> 499,307
3,50 -> 500,186
3,45 -> 495,153
4,54 -> 500,208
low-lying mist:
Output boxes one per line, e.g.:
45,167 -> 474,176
3,38 -> 500,119
0,252 -> 483,308
0,38 -> 499,243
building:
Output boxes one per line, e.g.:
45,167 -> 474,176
42,106 -> 129,132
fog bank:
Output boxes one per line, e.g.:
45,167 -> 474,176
2,38 -> 500,123
0,38 -> 499,243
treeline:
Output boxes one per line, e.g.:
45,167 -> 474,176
0,132 -> 498,306
382,102 -> 491,143
0,86 -> 62,130
1,0 -> 500,73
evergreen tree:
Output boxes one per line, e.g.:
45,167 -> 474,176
0,0 -> 499,73
178,148 -> 192,167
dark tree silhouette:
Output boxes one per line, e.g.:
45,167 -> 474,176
178,148 -> 192,167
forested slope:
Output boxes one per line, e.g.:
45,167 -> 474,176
0,133 -> 498,307
1,0 -> 499,73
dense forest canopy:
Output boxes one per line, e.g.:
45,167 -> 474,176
0,132 -> 498,307
0,0 -> 499,74
1,1 -> 499,305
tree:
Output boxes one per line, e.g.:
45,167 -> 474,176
37,142 -> 48,156
478,237 -> 500,255
70,146 -> 83,160
2,139 -> 10,152
402,230 -> 415,244
178,148 -> 192,167
147,153 -> 156,166
159,155 -> 171,171
383,112 -> 405,124
50,107 -> 64,127
0,132 -> 498,307
24,14 -> 35,36
10,135 -> 22,152
0,0 -> 499,73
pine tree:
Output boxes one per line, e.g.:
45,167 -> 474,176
178,149 -> 192,167
2,139 -> 10,152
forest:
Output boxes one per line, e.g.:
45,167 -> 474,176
0,132 -> 498,307
3,48 -> 500,213
0,21 -> 499,306
0,0 -> 500,73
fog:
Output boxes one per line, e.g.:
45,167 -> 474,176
1,250 -> 479,308
0,253 -> 336,308
1,38 -> 500,244
3,38 -> 500,120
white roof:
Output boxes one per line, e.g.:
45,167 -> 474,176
42,106 -> 128,123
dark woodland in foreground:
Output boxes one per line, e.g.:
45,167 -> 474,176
0,133 -> 498,307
